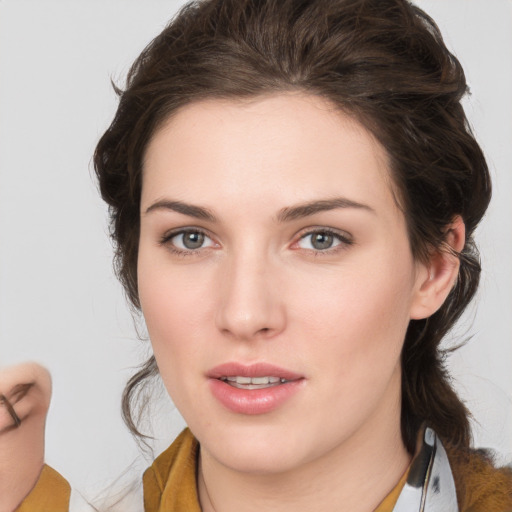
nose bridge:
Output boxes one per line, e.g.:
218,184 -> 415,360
215,244 -> 285,340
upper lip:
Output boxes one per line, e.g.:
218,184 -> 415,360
207,362 -> 303,381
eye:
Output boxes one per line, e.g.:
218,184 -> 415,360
296,229 -> 352,252
163,229 -> 216,252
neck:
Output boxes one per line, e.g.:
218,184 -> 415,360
198,379 -> 410,512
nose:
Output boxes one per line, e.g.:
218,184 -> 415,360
215,252 -> 286,341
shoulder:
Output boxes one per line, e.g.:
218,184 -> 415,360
446,444 -> 512,512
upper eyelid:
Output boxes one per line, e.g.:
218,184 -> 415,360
295,226 -> 353,241
161,226 -> 212,240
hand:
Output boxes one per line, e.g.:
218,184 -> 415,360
0,363 -> 52,512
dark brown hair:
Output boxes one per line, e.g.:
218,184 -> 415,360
94,0 -> 491,453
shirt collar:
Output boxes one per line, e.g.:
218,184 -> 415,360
392,427 -> 459,512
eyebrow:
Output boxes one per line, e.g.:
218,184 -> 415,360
276,197 -> 375,222
145,200 -> 217,221
144,196 -> 374,223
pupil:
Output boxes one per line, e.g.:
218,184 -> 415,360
312,233 -> 333,250
184,232 -> 204,249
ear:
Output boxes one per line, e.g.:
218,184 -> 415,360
409,216 -> 465,320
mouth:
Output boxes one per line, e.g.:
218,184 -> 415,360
207,362 -> 305,414
208,362 -> 303,384
219,375 -> 290,390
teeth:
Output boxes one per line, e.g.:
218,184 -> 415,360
220,376 -> 288,387
252,376 -> 271,385
222,376 -> 285,384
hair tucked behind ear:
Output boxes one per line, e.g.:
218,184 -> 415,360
94,0 -> 491,451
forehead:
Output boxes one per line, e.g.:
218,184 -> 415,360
141,93 -> 397,217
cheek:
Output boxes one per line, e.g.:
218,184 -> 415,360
138,233 -> 417,404
137,251 -> 209,366
138,263 -> 212,415
285,259 -> 415,432
289,253 -> 416,375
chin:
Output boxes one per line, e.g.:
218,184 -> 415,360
194,419 -> 321,475
213,442 -> 304,475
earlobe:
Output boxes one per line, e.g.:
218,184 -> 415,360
410,216 -> 466,320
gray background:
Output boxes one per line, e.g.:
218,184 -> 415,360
1,0 -> 511,497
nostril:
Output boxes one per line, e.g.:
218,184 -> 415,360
256,327 -> 273,336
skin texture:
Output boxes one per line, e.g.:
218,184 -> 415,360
138,93 -> 464,512
0,362 -> 51,512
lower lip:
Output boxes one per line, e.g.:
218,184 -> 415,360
209,378 -> 304,415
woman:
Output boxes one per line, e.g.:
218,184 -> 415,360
3,0 -> 511,510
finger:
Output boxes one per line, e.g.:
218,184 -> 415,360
0,394 -> 21,428
0,363 -> 51,431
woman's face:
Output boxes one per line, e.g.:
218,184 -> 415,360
138,93 -> 428,474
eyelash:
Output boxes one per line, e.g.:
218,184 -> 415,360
159,228 -> 216,257
294,228 -> 354,256
159,227 -> 354,257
